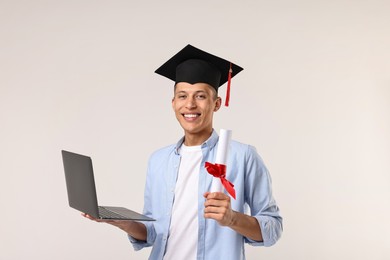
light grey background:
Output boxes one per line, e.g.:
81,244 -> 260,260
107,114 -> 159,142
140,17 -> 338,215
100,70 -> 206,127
1,0 -> 389,259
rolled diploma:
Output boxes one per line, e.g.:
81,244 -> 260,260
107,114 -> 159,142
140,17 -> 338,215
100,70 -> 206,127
210,129 -> 232,193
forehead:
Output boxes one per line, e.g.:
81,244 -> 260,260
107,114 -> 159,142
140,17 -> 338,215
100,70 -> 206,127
174,82 -> 215,93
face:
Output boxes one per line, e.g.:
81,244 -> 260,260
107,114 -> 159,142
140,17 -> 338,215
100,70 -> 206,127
172,82 -> 221,143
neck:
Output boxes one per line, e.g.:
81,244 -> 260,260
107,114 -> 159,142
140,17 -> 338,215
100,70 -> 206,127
183,130 -> 212,146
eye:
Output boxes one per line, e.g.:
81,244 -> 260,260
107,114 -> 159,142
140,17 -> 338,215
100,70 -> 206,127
176,94 -> 187,99
196,94 -> 206,99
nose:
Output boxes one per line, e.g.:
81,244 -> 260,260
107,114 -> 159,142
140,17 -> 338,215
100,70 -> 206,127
185,97 -> 196,109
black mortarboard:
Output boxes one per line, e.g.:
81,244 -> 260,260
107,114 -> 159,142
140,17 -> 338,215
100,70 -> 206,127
155,44 -> 243,106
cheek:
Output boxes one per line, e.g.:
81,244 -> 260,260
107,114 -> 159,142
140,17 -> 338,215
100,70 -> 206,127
204,108 -> 215,121
172,100 -> 180,112
172,103 -> 184,119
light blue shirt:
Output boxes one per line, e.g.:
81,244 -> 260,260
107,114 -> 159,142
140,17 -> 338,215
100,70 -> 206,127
129,130 -> 282,260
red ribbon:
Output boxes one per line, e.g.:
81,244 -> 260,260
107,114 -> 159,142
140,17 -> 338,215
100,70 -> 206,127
205,162 -> 236,199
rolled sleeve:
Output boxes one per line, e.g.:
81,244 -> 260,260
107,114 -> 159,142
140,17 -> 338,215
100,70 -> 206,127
256,215 -> 283,246
128,221 -> 156,251
243,214 -> 282,247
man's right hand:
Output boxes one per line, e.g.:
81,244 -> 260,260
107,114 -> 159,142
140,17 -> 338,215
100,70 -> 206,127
81,213 -> 147,241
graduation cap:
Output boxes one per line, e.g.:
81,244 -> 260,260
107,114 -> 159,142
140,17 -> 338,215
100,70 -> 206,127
155,44 -> 243,106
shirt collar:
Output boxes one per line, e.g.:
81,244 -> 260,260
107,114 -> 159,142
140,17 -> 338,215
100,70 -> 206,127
174,129 -> 218,155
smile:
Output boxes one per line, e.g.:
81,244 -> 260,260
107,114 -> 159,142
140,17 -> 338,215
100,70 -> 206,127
183,113 -> 200,118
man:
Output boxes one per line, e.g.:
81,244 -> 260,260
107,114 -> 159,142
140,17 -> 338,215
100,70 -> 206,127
84,44 -> 282,259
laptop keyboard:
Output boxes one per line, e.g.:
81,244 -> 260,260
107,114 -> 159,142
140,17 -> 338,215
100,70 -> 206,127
98,207 -> 128,219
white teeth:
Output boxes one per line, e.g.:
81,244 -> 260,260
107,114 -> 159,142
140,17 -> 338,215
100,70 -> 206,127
184,114 -> 198,118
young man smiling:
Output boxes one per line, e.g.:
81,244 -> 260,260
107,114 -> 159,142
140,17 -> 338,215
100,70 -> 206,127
173,82 -> 220,146
84,44 -> 282,259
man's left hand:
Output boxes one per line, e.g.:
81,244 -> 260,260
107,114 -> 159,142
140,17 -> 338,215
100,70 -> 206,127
203,192 -> 236,226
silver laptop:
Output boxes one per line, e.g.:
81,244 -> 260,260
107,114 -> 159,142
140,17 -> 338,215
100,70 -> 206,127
61,150 -> 154,221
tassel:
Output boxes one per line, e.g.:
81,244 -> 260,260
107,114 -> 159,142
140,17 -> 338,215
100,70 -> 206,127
225,63 -> 232,107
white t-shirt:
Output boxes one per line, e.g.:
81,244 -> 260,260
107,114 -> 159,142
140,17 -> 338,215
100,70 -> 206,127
163,144 -> 202,260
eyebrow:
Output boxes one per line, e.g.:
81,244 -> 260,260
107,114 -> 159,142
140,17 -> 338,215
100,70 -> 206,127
175,90 -> 208,95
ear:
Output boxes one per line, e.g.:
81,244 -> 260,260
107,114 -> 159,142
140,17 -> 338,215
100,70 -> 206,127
214,97 -> 222,112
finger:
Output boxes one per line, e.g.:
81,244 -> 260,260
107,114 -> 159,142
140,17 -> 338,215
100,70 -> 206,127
204,212 -> 224,221
82,213 -> 110,223
204,199 -> 229,208
205,192 -> 229,200
83,213 -> 100,222
204,207 -> 227,215
205,204 -> 228,212
82,213 -> 95,220
204,193 -> 230,207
